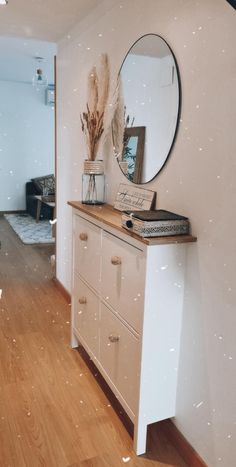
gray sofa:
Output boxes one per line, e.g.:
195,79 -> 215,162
26,174 -> 55,220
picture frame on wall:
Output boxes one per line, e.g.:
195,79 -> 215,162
119,126 -> 145,184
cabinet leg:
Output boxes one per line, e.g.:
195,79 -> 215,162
134,422 -> 147,455
36,199 -> 42,223
71,332 -> 79,349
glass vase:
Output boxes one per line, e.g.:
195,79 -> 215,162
82,160 -> 105,205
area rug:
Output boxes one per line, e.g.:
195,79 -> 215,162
4,213 -> 55,245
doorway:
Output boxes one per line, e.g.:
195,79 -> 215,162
0,36 -> 56,269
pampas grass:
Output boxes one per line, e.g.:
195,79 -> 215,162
97,54 -> 110,117
111,77 -> 135,161
87,66 -> 98,114
111,76 -> 125,161
81,54 -> 111,161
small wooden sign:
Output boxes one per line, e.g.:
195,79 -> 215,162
114,183 -> 156,212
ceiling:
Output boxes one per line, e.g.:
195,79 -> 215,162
0,0 -> 104,42
0,0 -> 106,83
0,36 -> 56,83
132,36 -> 171,59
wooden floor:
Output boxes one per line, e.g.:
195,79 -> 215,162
0,217 -> 188,467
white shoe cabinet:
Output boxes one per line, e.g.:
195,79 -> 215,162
69,202 -> 196,455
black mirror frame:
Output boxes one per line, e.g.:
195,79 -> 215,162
117,33 -> 182,184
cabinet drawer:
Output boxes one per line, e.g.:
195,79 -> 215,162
73,276 -> 99,359
73,215 -> 101,292
100,303 -> 139,415
101,231 -> 145,333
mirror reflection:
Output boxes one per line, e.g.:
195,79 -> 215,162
115,34 -> 181,184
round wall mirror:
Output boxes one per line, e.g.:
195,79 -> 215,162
113,34 -> 181,184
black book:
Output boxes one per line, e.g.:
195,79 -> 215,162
123,209 -> 188,222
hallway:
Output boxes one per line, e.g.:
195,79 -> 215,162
0,217 -> 187,467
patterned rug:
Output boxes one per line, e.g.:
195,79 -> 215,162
4,213 -> 55,244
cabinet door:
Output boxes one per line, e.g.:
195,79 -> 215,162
73,215 -> 101,292
100,303 -> 139,415
101,231 -> 145,333
73,276 -> 99,359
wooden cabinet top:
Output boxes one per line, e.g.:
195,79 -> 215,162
68,201 -> 197,246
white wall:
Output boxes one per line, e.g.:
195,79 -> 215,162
56,1 -> 236,466
0,80 -> 54,211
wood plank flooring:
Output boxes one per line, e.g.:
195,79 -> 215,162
0,217 -> 188,467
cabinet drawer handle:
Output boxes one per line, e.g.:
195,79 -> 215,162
111,256 -> 122,266
79,233 -> 88,241
108,334 -> 119,343
78,297 -> 87,304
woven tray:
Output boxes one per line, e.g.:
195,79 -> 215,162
122,210 -> 190,237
